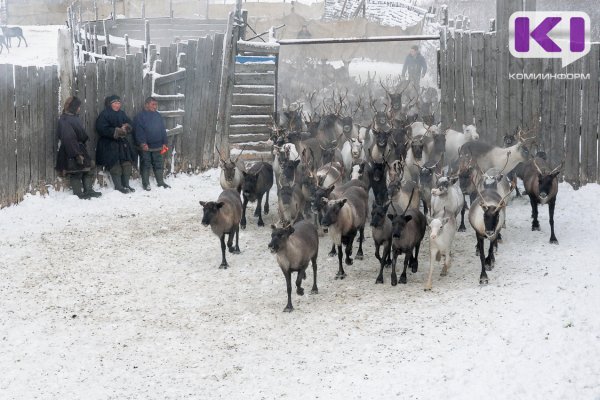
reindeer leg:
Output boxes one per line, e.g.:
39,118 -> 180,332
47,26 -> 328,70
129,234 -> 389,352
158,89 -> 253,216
335,245 -> 346,279
477,236 -> 488,284
384,242 -> 392,267
485,240 -> 495,270
458,200 -> 467,232
227,232 -> 234,253
549,197 -> 558,244
233,225 -> 241,253
264,190 -> 270,215
310,256 -> 319,294
410,241 -> 421,273
530,194 -> 540,231
344,233 -> 355,266
425,249 -> 435,291
355,226 -> 364,260
241,197 -> 248,229
390,250 -> 398,286
329,244 -> 337,257
296,269 -> 305,296
400,253 -> 409,284
219,235 -> 228,269
256,194 -> 265,227
283,270 -> 294,312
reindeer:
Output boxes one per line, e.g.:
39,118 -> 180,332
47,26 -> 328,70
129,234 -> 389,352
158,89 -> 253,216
216,145 -> 246,193
522,156 -> 563,244
1,26 -> 28,48
468,178 -> 514,284
269,221 -> 319,312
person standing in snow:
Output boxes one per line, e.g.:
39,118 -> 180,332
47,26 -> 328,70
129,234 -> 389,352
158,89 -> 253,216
133,96 -> 170,191
95,95 -> 137,193
297,24 -> 312,39
55,96 -> 102,199
401,45 -> 428,90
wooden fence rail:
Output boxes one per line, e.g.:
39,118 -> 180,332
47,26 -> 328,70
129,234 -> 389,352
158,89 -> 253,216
440,27 -> 600,188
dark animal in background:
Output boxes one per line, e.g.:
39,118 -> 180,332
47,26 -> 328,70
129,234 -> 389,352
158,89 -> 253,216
269,221 -> 319,312
522,157 -> 562,244
241,162 -> 274,229
277,183 -> 305,225
200,189 -> 243,269
1,26 -> 28,48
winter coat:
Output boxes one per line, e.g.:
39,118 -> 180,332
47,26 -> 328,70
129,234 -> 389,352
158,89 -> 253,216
95,106 -> 136,168
401,53 -> 428,80
55,113 -> 93,174
133,110 -> 168,150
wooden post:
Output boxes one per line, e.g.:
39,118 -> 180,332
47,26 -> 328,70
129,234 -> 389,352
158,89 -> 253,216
489,18 -> 495,32
112,0 -> 116,20
145,20 -> 150,49
216,12 -> 237,161
103,19 -> 110,55
170,0 -> 173,18
94,0 -> 98,21
125,34 -> 130,55
142,1 -> 145,20
441,5 -> 448,26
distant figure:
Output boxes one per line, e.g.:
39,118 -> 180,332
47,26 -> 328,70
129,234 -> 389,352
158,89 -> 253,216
401,45 -> 427,89
1,26 -> 28,48
297,24 -> 312,39
0,34 -> 7,54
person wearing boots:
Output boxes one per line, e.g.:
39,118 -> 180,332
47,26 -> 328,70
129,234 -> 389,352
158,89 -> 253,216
55,96 -> 102,199
133,96 -> 170,191
95,95 -> 137,193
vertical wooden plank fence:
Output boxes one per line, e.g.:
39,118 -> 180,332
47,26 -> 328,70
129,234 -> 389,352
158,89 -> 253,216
440,28 -> 600,187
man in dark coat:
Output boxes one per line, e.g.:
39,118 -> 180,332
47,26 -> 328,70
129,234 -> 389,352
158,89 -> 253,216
95,95 -> 136,193
401,45 -> 428,90
133,96 -> 170,190
55,96 -> 102,199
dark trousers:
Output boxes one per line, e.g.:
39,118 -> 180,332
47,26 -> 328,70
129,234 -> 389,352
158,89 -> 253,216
140,150 -> 165,187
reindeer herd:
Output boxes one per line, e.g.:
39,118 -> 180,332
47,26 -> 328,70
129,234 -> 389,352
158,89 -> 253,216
200,81 -> 563,312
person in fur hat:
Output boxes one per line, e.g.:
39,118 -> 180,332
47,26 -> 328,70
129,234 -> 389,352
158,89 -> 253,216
95,95 -> 137,193
55,96 -> 102,199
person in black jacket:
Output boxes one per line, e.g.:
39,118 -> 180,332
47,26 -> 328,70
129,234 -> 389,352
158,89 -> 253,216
55,96 -> 102,199
133,97 -> 170,191
401,45 -> 428,89
95,95 -> 136,193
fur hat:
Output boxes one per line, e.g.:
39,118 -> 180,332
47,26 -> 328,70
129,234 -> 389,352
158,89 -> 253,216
105,94 -> 121,108
63,96 -> 82,114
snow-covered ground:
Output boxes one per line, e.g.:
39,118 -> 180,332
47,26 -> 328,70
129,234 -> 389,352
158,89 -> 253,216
0,25 -> 61,66
1,170 -> 599,399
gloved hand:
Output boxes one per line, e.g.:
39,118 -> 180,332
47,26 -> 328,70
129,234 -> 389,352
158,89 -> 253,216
114,127 -> 127,138
122,123 -> 133,133
76,154 -> 85,166
160,144 -> 169,155
141,143 -> 149,152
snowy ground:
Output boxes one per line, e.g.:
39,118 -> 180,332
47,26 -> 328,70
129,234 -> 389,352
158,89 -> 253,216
0,25 -> 61,66
1,170 -> 599,399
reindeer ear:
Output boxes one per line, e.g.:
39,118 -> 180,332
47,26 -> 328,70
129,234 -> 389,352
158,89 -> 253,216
199,201 -> 206,207
216,202 -> 225,209
387,214 -> 395,221
450,176 -> 459,185
442,217 -> 449,225
287,226 -> 295,235
242,171 -> 248,177
403,215 -> 413,222
271,224 -> 277,230
340,199 -> 348,206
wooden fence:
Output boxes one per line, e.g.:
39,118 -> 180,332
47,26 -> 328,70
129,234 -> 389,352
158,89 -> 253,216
439,27 -> 600,187
0,64 -> 60,207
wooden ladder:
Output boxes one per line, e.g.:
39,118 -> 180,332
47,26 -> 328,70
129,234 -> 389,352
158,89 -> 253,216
229,43 -> 279,163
